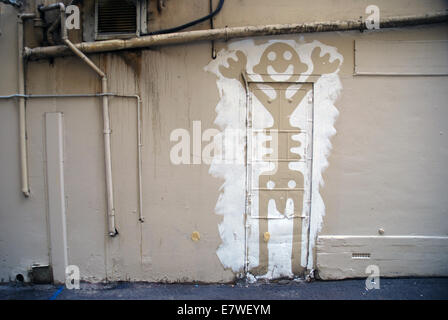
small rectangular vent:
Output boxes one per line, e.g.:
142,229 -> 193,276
352,253 -> 371,260
31,265 -> 53,284
97,0 -> 137,35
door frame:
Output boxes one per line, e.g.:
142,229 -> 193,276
242,72 -> 317,276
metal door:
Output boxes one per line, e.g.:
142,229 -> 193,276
246,82 -> 313,278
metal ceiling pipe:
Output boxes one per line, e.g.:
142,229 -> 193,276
24,11 -> 448,60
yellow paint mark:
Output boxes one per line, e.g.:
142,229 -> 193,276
191,231 -> 200,242
263,232 -> 270,242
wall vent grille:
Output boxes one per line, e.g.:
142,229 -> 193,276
97,0 -> 137,35
352,253 -> 371,260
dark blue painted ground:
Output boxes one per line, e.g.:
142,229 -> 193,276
1,278 -> 447,300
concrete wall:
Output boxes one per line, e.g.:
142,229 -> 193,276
0,4 -> 51,283
1,0 -> 447,283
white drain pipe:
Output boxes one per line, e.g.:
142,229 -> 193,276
100,78 -> 116,236
40,2 -> 117,236
17,13 -> 36,197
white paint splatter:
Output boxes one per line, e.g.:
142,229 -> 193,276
307,72 -> 342,270
204,38 -> 343,277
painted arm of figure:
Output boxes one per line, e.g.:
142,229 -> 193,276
289,47 -> 341,105
219,50 -> 272,107
310,46 -> 341,75
218,50 -> 247,86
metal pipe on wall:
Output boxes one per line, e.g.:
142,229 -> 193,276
17,13 -> 36,197
58,2 -> 117,236
30,2 -> 119,236
17,15 -> 28,197
0,92 -> 145,231
100,78 -> 116,236
132,94 -> 144,223
8,2 -> 147,235
24,10 -> 448,59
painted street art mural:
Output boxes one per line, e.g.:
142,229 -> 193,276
205,38 -> 343,280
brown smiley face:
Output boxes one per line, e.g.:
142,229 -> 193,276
253,43 -> 308,82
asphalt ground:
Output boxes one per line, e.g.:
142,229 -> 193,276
1,277 -> 447,300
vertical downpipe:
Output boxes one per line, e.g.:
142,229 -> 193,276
55,2 -> 117,236
101,78 -> 116,236
242,72 -> 250,275
136,96 -> 144,223
17,15 -> 30,197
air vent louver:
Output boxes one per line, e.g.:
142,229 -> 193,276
352,253 -> 371,260
97,0 -> 137,35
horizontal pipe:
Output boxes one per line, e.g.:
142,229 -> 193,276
18,13 -> 37,19
38,3 -> 65,12
24,11 -> 448,60
0,93 -> 113,98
